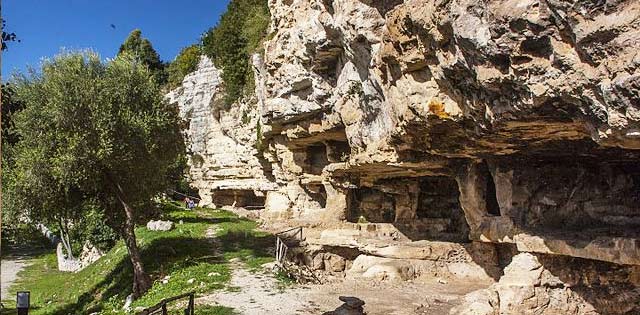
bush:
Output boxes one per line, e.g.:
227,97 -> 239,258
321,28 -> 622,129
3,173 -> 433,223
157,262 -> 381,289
167,45 -> 201,89
201,0 -> 270,107
118,29 -> 167,85
72,206 -> 119,253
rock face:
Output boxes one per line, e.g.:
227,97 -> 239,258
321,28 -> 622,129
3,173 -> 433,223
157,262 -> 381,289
56,242 -> 105,272
451,252 -> 640,315
167,56 -> 276,207
170,1 -> 640,313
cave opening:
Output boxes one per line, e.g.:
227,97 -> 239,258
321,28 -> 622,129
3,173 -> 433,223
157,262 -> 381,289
305,184 -> 327,209
414,176 -> 470,242
211,189 -> 266,209
346,176 -> 471,242
479,161 -> 501,216
416,176 -> 461,219
326,140 -> 351,162
501,158 -> 640,231
305,143 -> 329,175
348,187 -> 396,223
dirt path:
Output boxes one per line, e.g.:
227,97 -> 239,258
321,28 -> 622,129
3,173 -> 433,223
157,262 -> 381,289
195,256 -> 487,315
1,253 -> 33,299
197,260 -> 487,315
197,260 -> 320,314
198,216 -> 487,314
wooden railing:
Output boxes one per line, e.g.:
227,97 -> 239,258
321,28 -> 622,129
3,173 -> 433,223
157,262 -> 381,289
275,227 -> 303,266
136,292 -> 195,315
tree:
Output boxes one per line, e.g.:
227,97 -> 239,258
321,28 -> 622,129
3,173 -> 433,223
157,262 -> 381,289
1,18 -> 24,261
118,29 -> 167,85
11,51 -> 185,297
167,44 -> 201,89
201,0 -> 270,106
1,18 -> 20,51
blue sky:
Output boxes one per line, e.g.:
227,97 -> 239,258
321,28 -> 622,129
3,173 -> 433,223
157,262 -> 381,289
2,0 -> 230,77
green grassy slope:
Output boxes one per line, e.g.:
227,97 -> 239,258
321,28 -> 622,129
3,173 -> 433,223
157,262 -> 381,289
2,203 -> 274,315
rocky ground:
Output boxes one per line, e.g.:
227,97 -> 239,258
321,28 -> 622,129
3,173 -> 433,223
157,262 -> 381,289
197,239 -> 488,315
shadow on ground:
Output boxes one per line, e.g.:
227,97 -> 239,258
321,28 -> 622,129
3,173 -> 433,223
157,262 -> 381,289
41,210 -> 275,315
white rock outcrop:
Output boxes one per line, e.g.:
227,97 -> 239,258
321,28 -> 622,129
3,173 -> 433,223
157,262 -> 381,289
146,220 -> 174,231
167,56 -> 275,207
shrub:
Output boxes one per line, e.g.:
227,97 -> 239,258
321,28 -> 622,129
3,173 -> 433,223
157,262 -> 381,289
118,29 -> 167,85
167,45 -> 201,89
201,0 -> 270,107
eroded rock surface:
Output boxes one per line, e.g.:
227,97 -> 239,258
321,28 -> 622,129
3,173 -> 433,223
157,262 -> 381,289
167,56 -> 276,207
170,1 -> 640,313
451,252 -> 640,315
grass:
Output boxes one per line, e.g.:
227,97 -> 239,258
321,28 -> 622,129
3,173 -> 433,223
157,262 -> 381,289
2,202 -> 275,315
198,305 -> 237,315
273,269 -> 296,292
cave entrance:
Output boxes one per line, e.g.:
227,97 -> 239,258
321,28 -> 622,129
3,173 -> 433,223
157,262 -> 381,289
414,176 -> 470,242
346,176 -> 471,241
478,161 -> 501,216
304,184 -> 327,209
305,143 -> 329,175
498,157 -> 640,231
326,140 -> 351,162
211,189 -> 266,209
348,187 -> 396,223
417,176 -> 461,219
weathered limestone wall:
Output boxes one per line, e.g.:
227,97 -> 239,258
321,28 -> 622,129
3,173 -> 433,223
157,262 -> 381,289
167,56 -> 276,207
171,1 -> 640,313
257,0 -> 640,312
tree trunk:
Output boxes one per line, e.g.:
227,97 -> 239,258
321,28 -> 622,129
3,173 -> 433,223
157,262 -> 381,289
112,181 -> 152,298
58,217 -> 74,259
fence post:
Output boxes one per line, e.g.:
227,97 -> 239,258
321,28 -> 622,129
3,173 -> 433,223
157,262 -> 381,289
189,293 -> 195,315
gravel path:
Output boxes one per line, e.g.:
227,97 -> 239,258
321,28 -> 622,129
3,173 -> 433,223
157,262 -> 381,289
197,260 -> 487,315
197,216 -> 488,314
197,260 -> 320,314
1,254 -> 32,299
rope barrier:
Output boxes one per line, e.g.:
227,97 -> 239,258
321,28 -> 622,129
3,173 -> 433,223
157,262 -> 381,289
166,189 -> 201,201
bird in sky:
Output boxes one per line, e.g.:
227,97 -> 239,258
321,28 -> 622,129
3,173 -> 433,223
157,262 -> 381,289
110,24 -> 116,29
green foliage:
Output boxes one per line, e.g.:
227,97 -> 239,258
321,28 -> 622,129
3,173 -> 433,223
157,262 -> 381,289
70,205 -> 119,253
167,45 -> 201,89
118,29 -> 167,84
1,21 -> 26,242
201,0 -> 270,106
9,51 -> 185,294
1,83 -> 26,232
3,204 -> 271,315
1,223 -> 52,252
11,50 -> 184,229
274,269 -> 295,290
1,84 -> 24,146
1,18 -> 20,51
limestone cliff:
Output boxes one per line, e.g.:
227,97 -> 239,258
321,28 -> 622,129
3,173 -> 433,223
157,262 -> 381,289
167,56 -> 275,207
172,1 -> 640,313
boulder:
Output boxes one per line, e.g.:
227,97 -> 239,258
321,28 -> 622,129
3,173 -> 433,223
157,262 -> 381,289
146,220 -> 174,231
323,253 -> 346,272
322,296 -> 365,315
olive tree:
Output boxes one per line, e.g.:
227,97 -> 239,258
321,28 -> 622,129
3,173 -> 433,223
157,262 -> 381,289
11,51 -> 184,297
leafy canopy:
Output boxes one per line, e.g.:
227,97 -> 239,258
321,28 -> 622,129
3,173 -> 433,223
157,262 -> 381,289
118,29 -> 167,85
201,0 -> 270,107
11,51 -> 184,232
166,44 -> 201,89
1,18 -> 20,51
